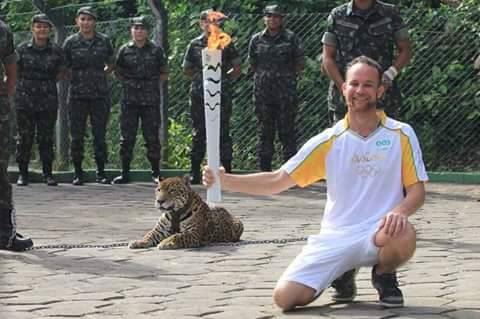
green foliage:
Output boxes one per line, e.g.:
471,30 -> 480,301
5,0 -> 480,172
165,117 -> 192,169
401,2 -> 480,170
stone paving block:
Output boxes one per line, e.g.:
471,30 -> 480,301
445,310 -> 480,319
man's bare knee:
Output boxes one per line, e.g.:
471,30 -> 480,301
378,222 -> 417,269
273,281 -> 317,311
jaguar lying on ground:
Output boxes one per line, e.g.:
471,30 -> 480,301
129,176 -> 244,249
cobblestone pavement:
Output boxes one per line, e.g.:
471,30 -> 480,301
1,182 -> 479,319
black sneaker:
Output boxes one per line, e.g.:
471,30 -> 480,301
0,233 -> 34,252
371,265 -> 404,308
331,269 -> 357,302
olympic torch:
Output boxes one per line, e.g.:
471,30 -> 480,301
202,11 -> 231,204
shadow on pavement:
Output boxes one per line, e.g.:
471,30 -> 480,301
283,301 -> 480,318
0,250 -> 178,282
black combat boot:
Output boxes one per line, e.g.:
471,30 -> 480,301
72,162 -> 84,186
0,208 -> 34,251
0,232 -> 34,251
112,160 -> 130,184
96,162 -> 110,184
150,159 -> 161,184
16,163 -> 29,186
42,162 -> 57,186
189,160 -> 201,185
222,160 -> 232,173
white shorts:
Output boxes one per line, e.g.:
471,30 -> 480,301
278,222 -> 381,295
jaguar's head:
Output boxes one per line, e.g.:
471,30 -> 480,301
155,176 -> 192,214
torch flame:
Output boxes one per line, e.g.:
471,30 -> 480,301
206,11 -> 231,50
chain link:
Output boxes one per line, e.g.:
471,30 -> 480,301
27,237 -> 308,250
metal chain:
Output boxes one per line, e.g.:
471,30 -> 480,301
27,237 -> 308,250
212,237 -> 309,247
28,242 -> 129,250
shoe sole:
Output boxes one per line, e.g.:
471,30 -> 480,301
379,301 -> 404,308
332,297 -> 355,303
332,291 -> 357,303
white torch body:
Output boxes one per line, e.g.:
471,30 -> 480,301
202,48 -> 222,203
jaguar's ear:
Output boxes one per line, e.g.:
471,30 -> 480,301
156,178 -> 164,188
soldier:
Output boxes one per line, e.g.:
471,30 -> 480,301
112,17 -> 168,184
321,0 -> 412,304
248,4 -> 304,171
63,6 -> 115,185
182,10 -> 241,184
322,0 -> 412,123
15,14 -> 65,187
0,18 -> 34,251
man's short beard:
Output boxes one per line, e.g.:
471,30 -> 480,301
367,100 -> 377,110
347,99 -> 377,110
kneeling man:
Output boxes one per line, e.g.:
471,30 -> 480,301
203,55 -> 427,310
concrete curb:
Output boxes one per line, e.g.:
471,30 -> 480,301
8,169 -> 480,184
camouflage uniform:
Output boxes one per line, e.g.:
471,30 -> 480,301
248,18 -> 305,170
115,35 -> 168,178
15,37 -> 64,180
0,19 -> 33,250
322,0 -> 409,122
63,29 -> 114,179
183,33 -> 241,171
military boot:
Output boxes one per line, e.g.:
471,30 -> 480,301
0,232 -> 34,251
189,160 -> 202,185
72,163 -> 84,186
150,159 -> 161,184
0,208 -> 34,251
112,161 -> 130,184
96,162 -> 110,184
16,163 -> 29,186
42,162 -> 57,186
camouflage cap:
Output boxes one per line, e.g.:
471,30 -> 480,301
76,6 -> 97,20
263,4 -> 286,17
31,13 -> 53,27
131,16 -> 150,29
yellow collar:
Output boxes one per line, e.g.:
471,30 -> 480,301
343,110 -> 387,129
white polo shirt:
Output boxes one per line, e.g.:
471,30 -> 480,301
282,112 -> 428,232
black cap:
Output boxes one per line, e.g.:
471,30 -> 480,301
131,16 -> 150,29
31,14 -> 53,27
77,6 -> 97,20
263,4 -> 286,17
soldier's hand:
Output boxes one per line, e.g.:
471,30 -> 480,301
382,66 -> 398,90
382,73 -> 392,91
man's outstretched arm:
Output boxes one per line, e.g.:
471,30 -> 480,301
203,167 -> 296,196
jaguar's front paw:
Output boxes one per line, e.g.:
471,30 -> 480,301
129,240 -> 151,249
157,236 -> 179,250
